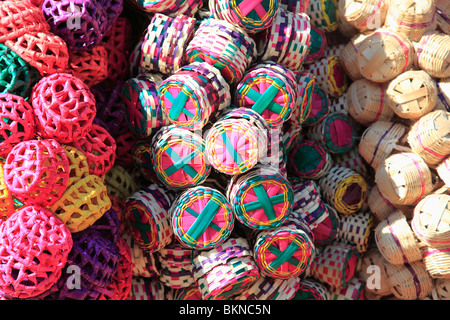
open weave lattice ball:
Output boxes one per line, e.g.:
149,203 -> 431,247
68,46 -> 108,87
62,145 -> 89,188
31,73 -> 96,144
71,124 -> 117,177
0,44 -> 41,99
0,161 -> 14,221
0,205 -> 73,299
3,139 -> 69,207
0,93 -> 37,158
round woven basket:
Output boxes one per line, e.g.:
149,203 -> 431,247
62,145 -> 89,189
288,139 -> 333,180
122,229 -> 160,278
374,210 -> 422,265
437,0 -> 450,35
158,243 -> 195,289
347,79 -> 393,126
289,71 -> 315,128
437,156 -> 450,186
386,70 -> 438,120
227,165 -> 293,230
68,46 -> 108,88
435,77 -> 450,112
191,237 -> 260,300
331,147 -> 369,180
171,186 -> 234,250
301,83 -> 330,127
293,278 -> 330,300
375,152 -> 434,206
356,28 -> 414,83
236,275 -> 300,300
422,245 -> 450,279
384,260 -> 433,300
358,247 -> 392,297
367,184 -> 398,223
304,25 -> 327,65
339,0 -> 387,33
175,286 -> 203,300
406,110 -> 450,166
358,120 -> 408,170
308,0 -> 339,33
384,0 -> 437,42
319,166 -> 367,215
329,277 -> 366,300
415,31 -> 450,78
339,33 -> 367,82
279,0 -> 310,14
0,161 -> 14,221
432,279 -> 450,300
337,211 -> 373,253
311,203 -> 340,246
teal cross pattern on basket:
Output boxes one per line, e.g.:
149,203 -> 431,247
166,87 -> 196,123
236,0 -> 271,21
247,77 -> 286,116
163,145 -> 202,179
267,240 -> 301,270
241,183 -> 286,222
183,199 -> 223,244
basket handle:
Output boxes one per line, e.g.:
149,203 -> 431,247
392,87 -> 428,105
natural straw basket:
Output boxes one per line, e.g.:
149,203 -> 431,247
375,152 -> 434,206
436,0 -> 450,35
415,31 -> 450,78
422,245 -> 450,279
339,33 -> 367,82
367,184 -> 398,223
384,260 -> 433,300
374,210 -> 422,265
406,110 -> 450,166
338,0 -> 387,33
358,247 -> 392,297
437,156 -> 450,186
411,193 -> 450,248
432,279 -> 450,300
356,28 -> 414,83
347,78 -> 393,126
435,77 -> 450,112
384,0 -> 437,42
386,69 -> 438,120
358,120 -> 408,170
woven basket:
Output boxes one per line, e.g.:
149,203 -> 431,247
0,94 -> 36,158
302,83 -> 330,127
358,247 -> 392,297
227,165 -> 293,230
257,9 -> 311,71
192,237 -> 260,300
185,18 -> 257,86
159,62 -> 231,130
374,210 -> 422,265
140,13 -> 196,75
62,145 -> 89,188
339,33 -> 367,82
385,0 -> 437,42
0,161 -> 14,221
304,25 -> 327,65
236,275 -> 301,300
367,184 -> 398,223
384,260 -> 433,300
0,44 -> 40,99
68,46 -> 108,88
158,243 -> 195,289
406,110 -> 450,166
205,107 -> 268,175
170,186 -> 234,250
435,77 -> 450,112
319,165 -> 367,215
31,73 -> 97,144
310,240 -> 360,289
422,245 -> 450,279
129,277 -> 174,300
132,141 -> 161,183
432,279 -> 450,300
311,203 -> 340,246
356,28 -> 414,83
386,70 -> 438,120
339,0 -> 387,33
128,0 -> 202,16
347,79 -> 393,126
122,229 -> 160,278
337,211 -> 373,253
329,93 -> 349,116
103,165 -> 138,201
329,277 -> 366,300
114,131 -> 136,168
279,0 -> 310,14
175,286 -> 203,300
415,31 -> 450,78
293,278 -> 330,300
331,147 -> 369,180
309,0 -> 339,33
124,184 -> 175,253
0,206 -> 72,299
289,71 -> 315,128
437,0 -> 450,35
437,156 -> 450,186
235,61 -> 297,127
375,152 -> 433,206
288,139 -> 333,180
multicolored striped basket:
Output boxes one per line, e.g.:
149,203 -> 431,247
293,278 -> 330,300
122,229 -> 160,278
205,107 -> 268,175
279,0 -> 310,14
330,277 -> 366,300
209,0 -> 279,34
121,72 -> 170,139
331,147 -> 369,181
367,184 -> 398,223
171,186 -> 234,250
304,25 -> 327,65
235,275 -> 301,300
140,13 -> 197,75
253,219 -> 315,279
191,237 -> 260,300
311,203 -> 340,246
124,184 -> 176,253
306,112 -> 357,154
235,61 -> 297,127
337,211 -> 373,253
151,125 -> 211,190
309,240 -> 360,289
415,31 -> 450,79
185,18 -> 257,86
257,9 -> 311,71
158,61 -> 231,130
227,165 -> 294,230
129,277 -> 174,300
290,70 -> 315,128
301,83 -> 330,127
158,243 -> 195,289
288,139 -> 333,180
308,0 -> 339,33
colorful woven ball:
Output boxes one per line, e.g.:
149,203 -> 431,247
49,174 -> 111,233
86,205 -> 121,244
227,165 -> 293,229
302,83 -> 330,127
0,205 -> 72,299
236,275 -> 301,300
253,220 -> 315,279
306,112 -> 357,154
3,139 -> 69,207
0,161 -> 14,221
191,237 -> 260,300
31,73 -> 96,144
235,61 -> 297,127
158,61 -> 231,130
71,123 -> 117,177
140,13 -> 197,75
288,139 -> 333,180
132,141 -> 161,183
210,0 -> 279,33
124,184 -> 176,252
290,71 -> 315,128
205,107 -> 268,175
257,9 -> 311,71
103,165 -> 138,201
112,130 -> 137,168
0,93 -> 36,158
171,186 -> 234,250
62,145 -> 89,188
185,18 -> 257,86
309,0 -> 339,33
0,44 -> 40,99
67,46 -> 108,87
122,73 -> 169,139
158,243 -> 195,289
304,25 -> 327,65
152,125 -> 211,189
